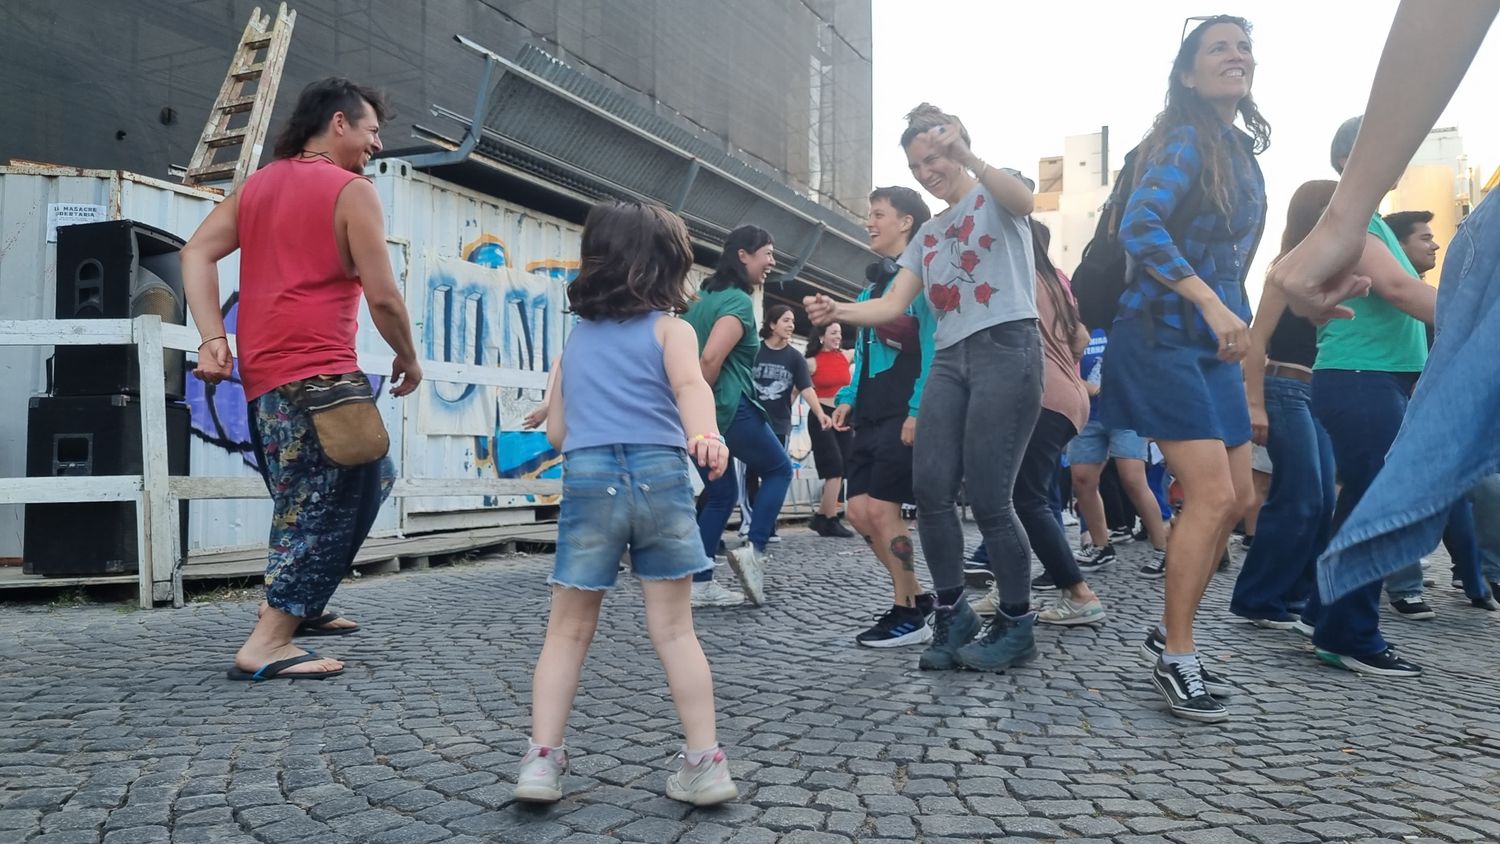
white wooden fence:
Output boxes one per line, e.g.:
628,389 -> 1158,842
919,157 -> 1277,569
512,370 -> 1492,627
0,316 -> 560,608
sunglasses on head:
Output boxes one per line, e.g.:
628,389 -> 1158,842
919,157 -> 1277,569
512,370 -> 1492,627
1181,15 -> 1216,42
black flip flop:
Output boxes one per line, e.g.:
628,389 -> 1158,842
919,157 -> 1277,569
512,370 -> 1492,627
227,652 -> 344,682
296,612 -> 360,637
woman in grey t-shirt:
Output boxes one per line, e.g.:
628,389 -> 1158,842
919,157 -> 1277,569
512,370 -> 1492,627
805,103 -> 1042,675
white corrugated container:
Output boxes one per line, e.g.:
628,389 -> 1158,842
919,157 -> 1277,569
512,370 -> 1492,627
0,160 -> 820,561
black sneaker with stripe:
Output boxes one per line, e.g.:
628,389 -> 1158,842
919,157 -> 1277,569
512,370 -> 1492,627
1152,657 -> 1228,722
855,606 -> 933,649
1141,627 -> 1234,697
1076,544 -> 1117,572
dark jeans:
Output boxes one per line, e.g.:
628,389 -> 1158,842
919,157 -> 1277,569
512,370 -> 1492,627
1231,375 -> 1333,620
1017,410 -> 1085,590
1303,370 -> 1408,656
913,320 -> 1043,607
694,397 -> 792,580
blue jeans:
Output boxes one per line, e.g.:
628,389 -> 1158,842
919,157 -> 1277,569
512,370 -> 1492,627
694,397 -> 792,580
1317,189 -> 1500,600
1468,475 -> 1500,582
1303,370 -> 1411,657
1230,375 -> 1332,620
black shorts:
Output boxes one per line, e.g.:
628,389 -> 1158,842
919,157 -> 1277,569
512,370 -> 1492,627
808,402 -> 853,479
845,415 -> 913,504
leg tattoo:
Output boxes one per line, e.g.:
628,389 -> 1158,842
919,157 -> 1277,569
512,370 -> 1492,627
891,535 -> 915,572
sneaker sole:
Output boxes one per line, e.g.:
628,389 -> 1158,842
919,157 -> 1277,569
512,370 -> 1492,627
1037,610 -> 1107,627
1152,674 -> 1229,723
1391,608 -> 1436,621
512,785 -> 563,803
1031,583 -> 1058,592
1315,649 -> 1422,677
1233,614 -> 1297,630
918,648 -> 963,670
1140,567 -> 1165,579
667,780 -> 739,806
856,626 -> 934,648
725,551 -> 764,606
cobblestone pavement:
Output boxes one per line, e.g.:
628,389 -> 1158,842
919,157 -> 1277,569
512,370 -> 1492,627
3,526 -> 1500,844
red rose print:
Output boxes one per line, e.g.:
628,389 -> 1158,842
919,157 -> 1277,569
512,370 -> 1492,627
975,194 -> 986,209
928,283 -> 961,313
943,224 -> 958,240
959,250 -> 980,274
923,233 -> 938,248
955,216 -> 975,244
974,283 -> 995,305
978,234 -> 994,250
923,250 -> 937,267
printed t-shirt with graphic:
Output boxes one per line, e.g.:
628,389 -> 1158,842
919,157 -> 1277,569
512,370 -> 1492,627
897,179 -> 1037,350
1313,214 -> 1429,373
682,286 -> 764,432
1079,328 -> 1108,422
752,343 -> 812,440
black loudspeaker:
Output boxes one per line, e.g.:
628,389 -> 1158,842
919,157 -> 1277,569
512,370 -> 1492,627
23,395 -> 190,577
53,220 -> 188,400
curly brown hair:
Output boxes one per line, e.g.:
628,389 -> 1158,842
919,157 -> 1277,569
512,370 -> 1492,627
567,202 -> 695,320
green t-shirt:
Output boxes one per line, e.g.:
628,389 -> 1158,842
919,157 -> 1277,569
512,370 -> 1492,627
682,286 -> 764,432
1314,214 -> 1429,373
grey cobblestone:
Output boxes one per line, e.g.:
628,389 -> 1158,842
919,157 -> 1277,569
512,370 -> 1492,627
0,528 -> 1496,842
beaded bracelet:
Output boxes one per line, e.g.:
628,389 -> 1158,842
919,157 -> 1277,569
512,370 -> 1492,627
691,433 -> 724,444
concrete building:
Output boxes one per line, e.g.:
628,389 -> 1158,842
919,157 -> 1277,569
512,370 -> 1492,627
1032,128 -> 1114,275
1385,126 -> 1482,283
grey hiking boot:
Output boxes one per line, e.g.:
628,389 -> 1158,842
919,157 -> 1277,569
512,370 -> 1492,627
918,600 -> 982,670
956,612 -> 1038,672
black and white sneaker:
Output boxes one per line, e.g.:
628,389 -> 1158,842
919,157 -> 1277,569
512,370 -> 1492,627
1139,547 -> 1166,578
1152,657 -> 1228,723
1109,524 -> 1137,545
855,606 -> 933,648
1390,597 -> 1436,620
1315,647 -> 1421,677
1031,571 -> 1056,591
1141,628 -> 1234,697
1076,544 -> 1117,571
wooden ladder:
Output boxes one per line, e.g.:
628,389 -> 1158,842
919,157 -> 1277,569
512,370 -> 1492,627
179,4 -> 297,191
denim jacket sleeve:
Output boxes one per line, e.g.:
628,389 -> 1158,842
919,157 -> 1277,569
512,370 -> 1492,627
1119,125 -> 1203,286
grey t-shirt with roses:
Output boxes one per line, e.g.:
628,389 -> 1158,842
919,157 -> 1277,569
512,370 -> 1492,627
897,180 -> 1036,350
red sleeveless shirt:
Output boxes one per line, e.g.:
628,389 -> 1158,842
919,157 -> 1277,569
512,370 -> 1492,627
235,157 -> 365,400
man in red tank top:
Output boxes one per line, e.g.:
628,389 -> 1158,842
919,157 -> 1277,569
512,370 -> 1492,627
180,78 -> 422,681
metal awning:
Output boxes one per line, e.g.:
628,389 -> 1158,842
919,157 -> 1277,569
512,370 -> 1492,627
402,36 -> 874,300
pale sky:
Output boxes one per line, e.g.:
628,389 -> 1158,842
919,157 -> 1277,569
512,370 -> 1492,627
870,0 -> 1500,301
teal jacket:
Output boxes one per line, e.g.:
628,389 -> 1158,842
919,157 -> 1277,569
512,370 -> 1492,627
834,282 -> 936,418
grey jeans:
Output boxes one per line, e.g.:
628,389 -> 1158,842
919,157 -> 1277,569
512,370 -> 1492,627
913,319 -> 1043,607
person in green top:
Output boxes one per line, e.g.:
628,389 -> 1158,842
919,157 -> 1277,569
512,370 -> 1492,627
681,225 -> 791,609
1298,115 -> 1452,678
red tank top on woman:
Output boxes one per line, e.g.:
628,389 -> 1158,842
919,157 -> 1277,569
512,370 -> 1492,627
811,349 -> 851,401
235,157 -> 365,400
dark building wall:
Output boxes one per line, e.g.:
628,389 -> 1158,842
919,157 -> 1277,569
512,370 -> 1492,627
1,0 -> 871,217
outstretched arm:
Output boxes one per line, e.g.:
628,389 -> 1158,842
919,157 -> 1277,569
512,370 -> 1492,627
1271,0 -> 1499,321
804,269 -> 922,327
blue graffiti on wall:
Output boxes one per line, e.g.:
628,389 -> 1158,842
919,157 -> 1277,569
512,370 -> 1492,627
420,236 -> 578,491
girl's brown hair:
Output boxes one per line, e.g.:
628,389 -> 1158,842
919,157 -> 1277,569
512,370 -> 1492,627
567,201 -> 695,320
1278,180 -> 1338,259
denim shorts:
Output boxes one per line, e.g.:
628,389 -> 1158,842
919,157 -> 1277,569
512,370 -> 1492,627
1067,417 -> 1148,465
552,444 -> 713,590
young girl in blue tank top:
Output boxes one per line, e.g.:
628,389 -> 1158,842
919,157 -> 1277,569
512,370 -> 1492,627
514,201 -> 738,807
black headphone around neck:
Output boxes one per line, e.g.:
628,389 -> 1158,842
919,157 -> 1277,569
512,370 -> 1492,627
864,256 -> 899,285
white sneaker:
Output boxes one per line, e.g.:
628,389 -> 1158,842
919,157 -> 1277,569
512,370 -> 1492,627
513,744 -> 567,803
666,747 -> 738,806
691,580 -> 746,608
726,546 -> 766,606
969,583 -> 999,617
1062,511 -> 1079,527
1037,593 -> 1107,626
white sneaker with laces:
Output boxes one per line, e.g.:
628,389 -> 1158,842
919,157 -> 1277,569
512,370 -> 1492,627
726,546 -> 766,605
666,747 -> 738,806
513,744 -> 567,803
969,583 -> 999,617
691,580 -> 746,608
1037,593 -> 1107,626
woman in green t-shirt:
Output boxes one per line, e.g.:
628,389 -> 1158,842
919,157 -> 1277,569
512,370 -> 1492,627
681,225 -> 793,608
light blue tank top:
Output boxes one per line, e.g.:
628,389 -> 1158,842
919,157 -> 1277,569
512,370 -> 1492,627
560,311 -> 686,453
